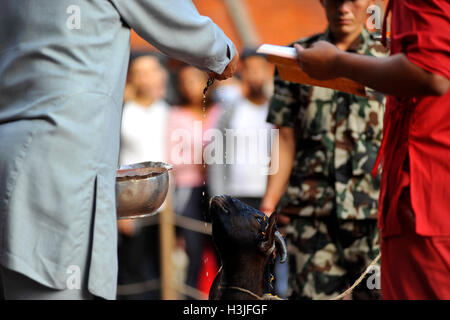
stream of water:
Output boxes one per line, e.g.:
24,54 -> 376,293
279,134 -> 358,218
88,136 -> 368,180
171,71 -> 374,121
202,77 -> 215,226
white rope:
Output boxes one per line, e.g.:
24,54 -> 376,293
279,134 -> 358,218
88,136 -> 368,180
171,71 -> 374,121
218,253 -> 381,301
219,286 -> 283,300
330,253 -> 381,300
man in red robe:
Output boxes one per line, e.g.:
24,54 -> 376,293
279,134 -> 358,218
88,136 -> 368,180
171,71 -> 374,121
293,0 -> 450,299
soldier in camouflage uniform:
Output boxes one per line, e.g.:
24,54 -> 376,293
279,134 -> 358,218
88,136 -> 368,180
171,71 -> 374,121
261,1 -> 388,300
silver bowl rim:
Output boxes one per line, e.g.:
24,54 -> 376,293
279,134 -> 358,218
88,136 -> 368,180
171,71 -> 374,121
117,161 -> 173,172
116,161 -> 172,180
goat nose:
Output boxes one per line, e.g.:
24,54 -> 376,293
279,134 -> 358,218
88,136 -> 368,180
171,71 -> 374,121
209,195 -> 230,215
210,194 -> 223,203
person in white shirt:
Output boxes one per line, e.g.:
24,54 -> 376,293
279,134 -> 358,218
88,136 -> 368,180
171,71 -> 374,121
117,54 -> 169,299
120,54 -> 170,166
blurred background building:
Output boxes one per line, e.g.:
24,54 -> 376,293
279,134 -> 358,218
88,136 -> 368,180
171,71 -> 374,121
130,0 -> 385,52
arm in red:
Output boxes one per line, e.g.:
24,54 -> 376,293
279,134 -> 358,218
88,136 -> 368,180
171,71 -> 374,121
295,42 -> 449,97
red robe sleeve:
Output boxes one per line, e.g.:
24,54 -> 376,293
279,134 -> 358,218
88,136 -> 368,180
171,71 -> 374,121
393,0 -> 450,79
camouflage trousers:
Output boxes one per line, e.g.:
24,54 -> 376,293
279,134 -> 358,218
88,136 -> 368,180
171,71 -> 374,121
283,213 -> 381,300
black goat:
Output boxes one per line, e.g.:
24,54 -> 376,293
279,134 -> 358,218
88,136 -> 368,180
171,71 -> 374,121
208,195 -> 287,300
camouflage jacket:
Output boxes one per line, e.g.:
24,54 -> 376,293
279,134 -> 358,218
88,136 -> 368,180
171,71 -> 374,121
267,28 -> 388,220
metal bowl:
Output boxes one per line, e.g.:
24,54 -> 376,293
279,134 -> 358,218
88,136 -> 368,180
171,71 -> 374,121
116,161 -> 172,219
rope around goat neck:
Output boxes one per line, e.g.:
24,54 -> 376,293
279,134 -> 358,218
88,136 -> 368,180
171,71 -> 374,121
219,286 -> 283,300
330,252 -> 381,300
219,252 -> 381,301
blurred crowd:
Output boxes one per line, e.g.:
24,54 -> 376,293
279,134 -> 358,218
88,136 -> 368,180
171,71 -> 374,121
116,49 -> 277,299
